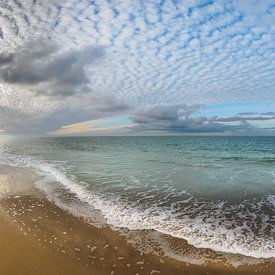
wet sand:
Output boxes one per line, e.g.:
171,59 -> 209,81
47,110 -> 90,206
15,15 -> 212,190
0,214 -> 100,275
0,165 -> 274,275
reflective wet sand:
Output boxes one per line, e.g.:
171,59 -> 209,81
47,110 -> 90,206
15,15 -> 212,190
0,165 -> 274,275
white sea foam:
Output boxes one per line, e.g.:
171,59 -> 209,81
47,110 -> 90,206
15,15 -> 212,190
3,153 -> 275,260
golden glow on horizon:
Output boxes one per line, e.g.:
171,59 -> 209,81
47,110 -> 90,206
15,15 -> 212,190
48,118 -> 134,136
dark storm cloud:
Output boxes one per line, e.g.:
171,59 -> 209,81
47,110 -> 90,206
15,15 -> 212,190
0,53 -> 13,64
0,38 -> 129,135
0,39 -> 105,97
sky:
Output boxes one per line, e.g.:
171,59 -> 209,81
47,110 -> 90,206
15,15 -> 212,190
0,0 -> 274,136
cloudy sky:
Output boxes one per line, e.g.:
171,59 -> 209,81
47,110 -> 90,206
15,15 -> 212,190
0,0 -> 274,136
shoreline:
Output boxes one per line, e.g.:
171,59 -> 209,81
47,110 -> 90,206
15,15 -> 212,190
0,164 -> 274,274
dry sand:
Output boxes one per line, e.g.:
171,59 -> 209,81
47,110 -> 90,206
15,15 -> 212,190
0,164 -> 274,275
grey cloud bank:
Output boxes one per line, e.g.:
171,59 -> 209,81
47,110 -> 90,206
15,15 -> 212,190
130,104 -> 275,135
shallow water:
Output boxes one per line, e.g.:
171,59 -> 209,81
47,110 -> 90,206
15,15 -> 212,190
0,136 -> 274,259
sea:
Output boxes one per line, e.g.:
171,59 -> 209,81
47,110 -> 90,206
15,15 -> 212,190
0,136 -> 274,260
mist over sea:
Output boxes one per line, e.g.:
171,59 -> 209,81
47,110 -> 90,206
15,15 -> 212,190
1,136 -> 274,259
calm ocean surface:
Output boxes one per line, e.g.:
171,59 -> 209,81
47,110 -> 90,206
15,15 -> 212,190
0,136 -> 274,258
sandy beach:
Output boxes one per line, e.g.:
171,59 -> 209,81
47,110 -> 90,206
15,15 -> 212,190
0,164 -> 274,275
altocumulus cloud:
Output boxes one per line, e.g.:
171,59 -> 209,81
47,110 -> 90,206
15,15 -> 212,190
0,0 -> 274,135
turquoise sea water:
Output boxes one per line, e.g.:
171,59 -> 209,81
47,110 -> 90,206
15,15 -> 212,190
0,136 -> 274,258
